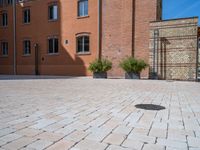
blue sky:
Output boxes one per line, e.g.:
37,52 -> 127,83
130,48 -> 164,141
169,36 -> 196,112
163,0 -> 200,24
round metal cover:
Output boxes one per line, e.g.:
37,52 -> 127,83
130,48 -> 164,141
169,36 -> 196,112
135,104 -> 165,111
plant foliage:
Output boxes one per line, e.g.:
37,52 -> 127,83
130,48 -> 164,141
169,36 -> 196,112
120,57 -> 148,73
88,59 -> 112,73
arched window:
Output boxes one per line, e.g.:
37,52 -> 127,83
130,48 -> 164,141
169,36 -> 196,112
76,35 -> 90,53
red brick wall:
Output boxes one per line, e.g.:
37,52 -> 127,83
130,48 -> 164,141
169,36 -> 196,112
0,0 -> 98,76
134,0 -> 160,78
101,0 -> 134,77
101,0 -> 161,78
0,0 -> 161,77
0,5 -> 14,74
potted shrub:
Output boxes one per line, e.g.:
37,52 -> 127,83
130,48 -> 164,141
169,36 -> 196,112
119,57 -> 148,79
88,58 -> 112,78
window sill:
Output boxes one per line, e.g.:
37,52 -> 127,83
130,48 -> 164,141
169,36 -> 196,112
77,15 -> 89,19
47,53 -> 59,56
76,52 -> 91,56
22,54 -> 31,57
22,23 -> 31,25
0,55 -> 8,58
0,26 -> 8,29
48,19 -> 58,22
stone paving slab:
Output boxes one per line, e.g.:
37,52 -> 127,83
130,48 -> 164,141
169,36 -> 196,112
0,76 -> 200,150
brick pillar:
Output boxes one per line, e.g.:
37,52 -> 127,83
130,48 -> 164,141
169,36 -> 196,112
101,0 -> 134,77
134,0 -> 160,78
101,0 -> 161,78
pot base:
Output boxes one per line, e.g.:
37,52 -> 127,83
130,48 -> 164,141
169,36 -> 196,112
125,72 -> 140,79
93,72 -> 107,79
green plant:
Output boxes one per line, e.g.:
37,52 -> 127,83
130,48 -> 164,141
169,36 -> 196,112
119,57 -> 148,74
88,58 -> 112,73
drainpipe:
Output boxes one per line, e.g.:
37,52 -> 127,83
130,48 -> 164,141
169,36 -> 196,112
196,35 -> 199,81
13,0 -> 16,75
132,0 -> 135,57
152,29 -> 159,79
97,0 -> 101,59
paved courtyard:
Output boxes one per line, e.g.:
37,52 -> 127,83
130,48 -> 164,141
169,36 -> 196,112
0,76 -> 200,150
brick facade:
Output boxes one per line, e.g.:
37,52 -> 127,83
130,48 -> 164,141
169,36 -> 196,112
101,0 -> 162,78
149,18 -> 198,81
0,0 -> 98,76
133,0 -> 162,78
101,0 -> 134,77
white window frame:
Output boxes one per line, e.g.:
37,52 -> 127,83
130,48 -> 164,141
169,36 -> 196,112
48,4 -> 58,21
78,0 -> 88,17
76,35 -> 90,53
48,37 -> 59,54
23,8 -> 30,24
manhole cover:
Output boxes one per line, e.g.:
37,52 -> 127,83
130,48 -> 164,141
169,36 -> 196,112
135,104 -> 165,111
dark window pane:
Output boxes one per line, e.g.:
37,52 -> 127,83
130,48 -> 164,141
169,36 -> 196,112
48,39 -> 53,53
84,36 -> 89,52
23,41 -> 26,54
27,41 -> 31,54
54,38 -> 58,53
2,42 -> 8,56
28,10 -> 30,22
23,40 -> 31,55
77,36 -> 83,52
49,6 -> 53,20
2,13 -> 7,26
23,9 -> 30,23
23,10 -> 26,23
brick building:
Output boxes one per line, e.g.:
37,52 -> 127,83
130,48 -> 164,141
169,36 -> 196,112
0,0 -> 162,78
150,18 -> 199,81
0,0 -> 199,80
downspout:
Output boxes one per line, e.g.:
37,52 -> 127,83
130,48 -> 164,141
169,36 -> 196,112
13,0 -> 16,75
97,0 -> 102,59
196,30 -> 199,81
132,0 -> 135,57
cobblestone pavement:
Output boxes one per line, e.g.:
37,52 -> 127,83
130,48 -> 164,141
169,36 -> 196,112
0,76 -> 200,150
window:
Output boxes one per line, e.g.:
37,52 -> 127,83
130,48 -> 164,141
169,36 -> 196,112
1,12 -> 8,27
78,0 -> 88,17
48,38 -> 58,54
0,0 -> 14,6
77,36 -> 89,53
48,4 -> 58,20
7,0 -> 13,5
23,40 -> 31,55
5,0 -> 12,5
23,9 -> 30,24
1,42 -> 8,56
0,0 -> 3,6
